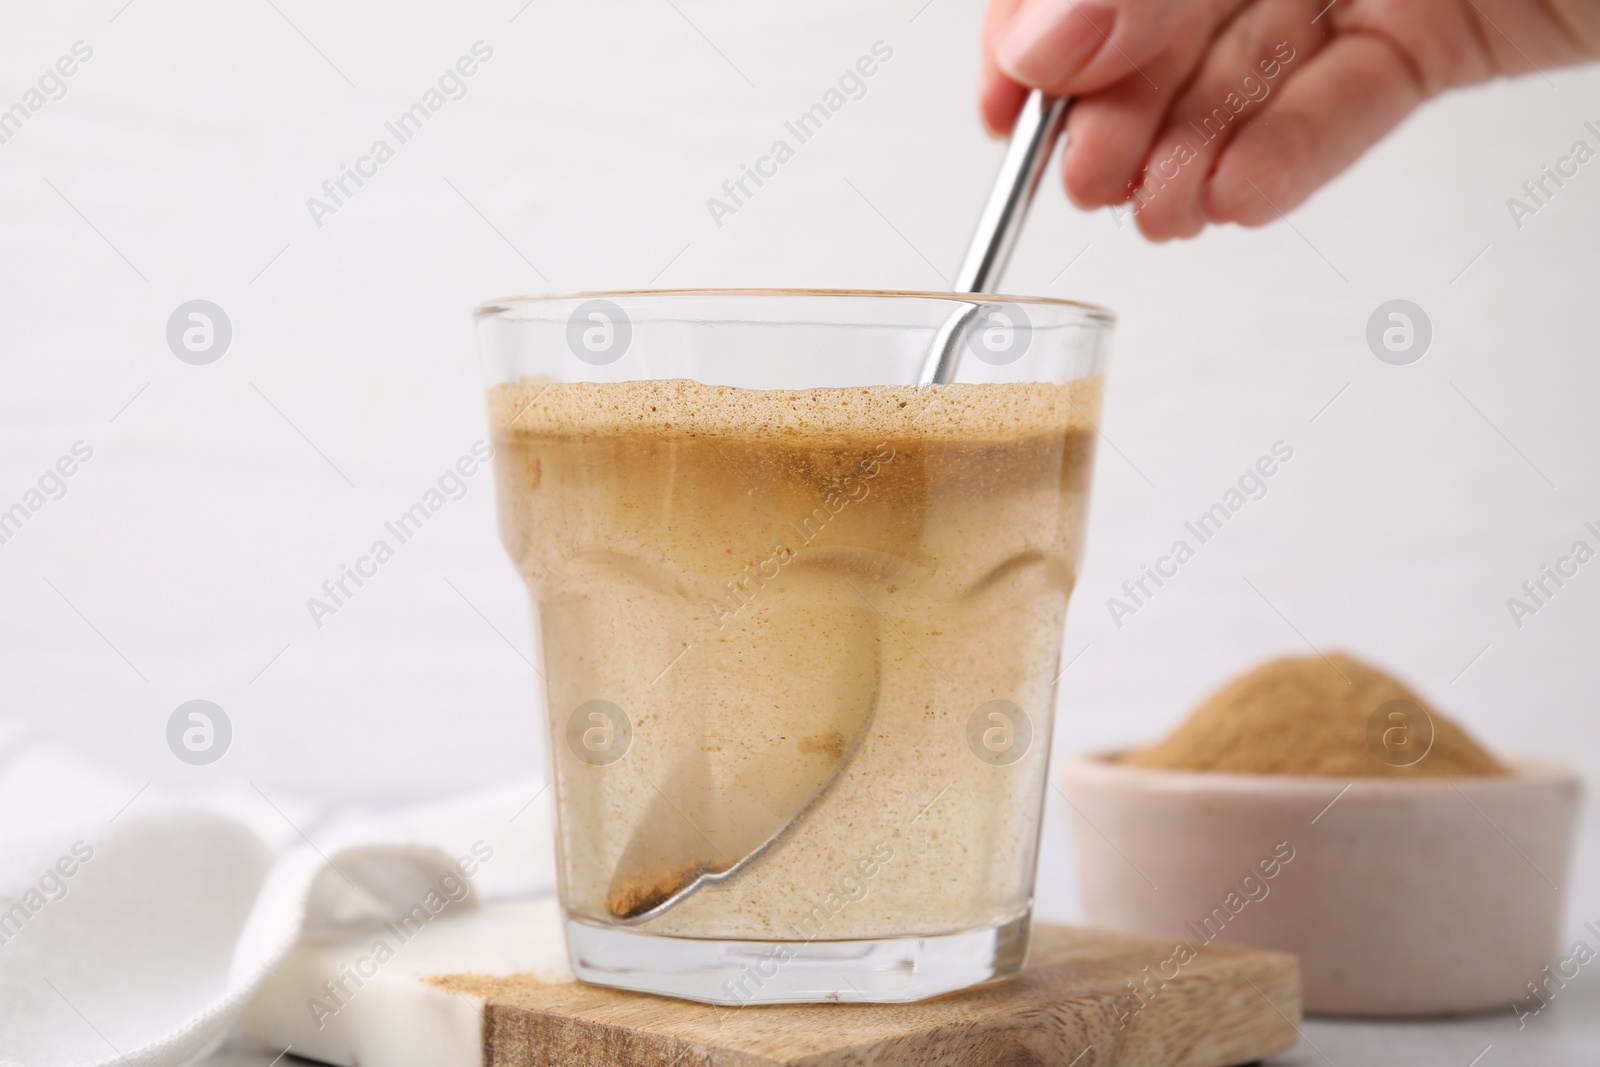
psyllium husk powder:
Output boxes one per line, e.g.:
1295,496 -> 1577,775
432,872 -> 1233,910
1124,652 -> 1507,777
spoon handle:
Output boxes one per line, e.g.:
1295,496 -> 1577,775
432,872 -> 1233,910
956,91 -> 1070,293
919,90 -> 1070,386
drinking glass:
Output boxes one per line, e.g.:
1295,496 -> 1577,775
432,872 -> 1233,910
477,288 -> 1113,1004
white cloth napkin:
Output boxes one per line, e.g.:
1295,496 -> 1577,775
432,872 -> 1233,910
0,720 -> 554,1067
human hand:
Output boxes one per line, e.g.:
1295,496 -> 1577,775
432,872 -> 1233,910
980,0 -> 1600,238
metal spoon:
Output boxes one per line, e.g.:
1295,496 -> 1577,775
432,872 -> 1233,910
918,90 -> 1070,386
604,92 -> 1070,926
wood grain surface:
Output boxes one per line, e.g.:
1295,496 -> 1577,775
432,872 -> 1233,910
435,923 -> 1302,1066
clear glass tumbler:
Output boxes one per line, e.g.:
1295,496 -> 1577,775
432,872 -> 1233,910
477,289 -> 1112,1004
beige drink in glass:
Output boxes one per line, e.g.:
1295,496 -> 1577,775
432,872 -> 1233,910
479,290 -> 1111,1004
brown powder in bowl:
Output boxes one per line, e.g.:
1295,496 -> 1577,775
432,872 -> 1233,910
1123,652 -> 1508,777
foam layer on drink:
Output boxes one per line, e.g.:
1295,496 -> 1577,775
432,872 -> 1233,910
489,377 -> 1101,940
487,377 -> 1103,441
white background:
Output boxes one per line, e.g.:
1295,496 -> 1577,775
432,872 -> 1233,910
1,0 -> 1597,1018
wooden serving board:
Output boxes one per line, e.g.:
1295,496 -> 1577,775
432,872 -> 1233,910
241,898 -> 1300,1067
440,926 -> 1300,1067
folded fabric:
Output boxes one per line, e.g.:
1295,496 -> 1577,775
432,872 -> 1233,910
0,721 -> 553,1067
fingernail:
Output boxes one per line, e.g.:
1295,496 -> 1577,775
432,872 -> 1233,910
997,0 -> 1118,87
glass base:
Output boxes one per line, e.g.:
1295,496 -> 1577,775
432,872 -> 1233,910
564,911 -> 1031,1005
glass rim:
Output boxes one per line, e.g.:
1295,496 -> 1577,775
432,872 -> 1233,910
474,286 -> 1115,325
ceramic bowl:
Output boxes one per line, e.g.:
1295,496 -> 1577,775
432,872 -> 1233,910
1061,754 -> 1582,1016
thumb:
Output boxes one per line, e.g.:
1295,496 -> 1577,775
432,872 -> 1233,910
994,0 -> 1206,96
